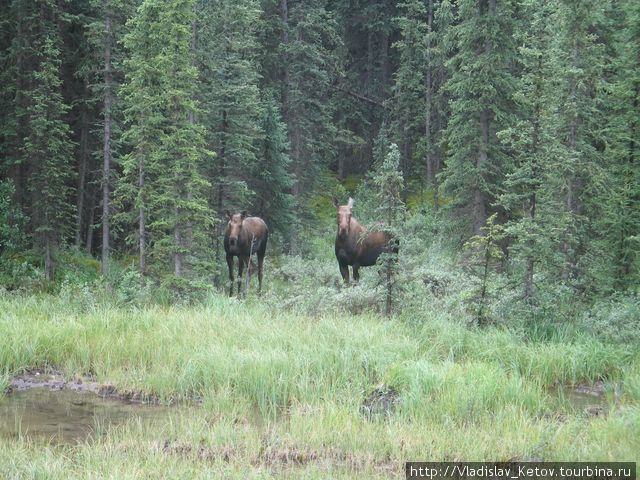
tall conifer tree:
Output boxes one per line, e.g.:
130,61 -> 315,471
23,0 -> 75,280
119,0 -> 213,280
442,0 -> 517,235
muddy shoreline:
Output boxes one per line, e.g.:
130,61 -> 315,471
6,369 -> 612,416
6,369 -> 162,405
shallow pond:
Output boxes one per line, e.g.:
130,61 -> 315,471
0,387 -> 167,444
550,382 -> 612,417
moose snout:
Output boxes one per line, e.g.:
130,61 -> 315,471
338,228 -> 348,238
229,237 -> 238,247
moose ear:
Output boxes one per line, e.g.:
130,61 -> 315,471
347,197 -> 354,208
332,197 -> 340,208
240,210 -> 248,219
224,209 -> 231,219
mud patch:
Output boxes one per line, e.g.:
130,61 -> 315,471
361,383 -> 399,420
7,369 -> 160,404
159,439 -> 395,473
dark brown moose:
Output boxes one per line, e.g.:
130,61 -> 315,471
224,211 -> 269,296
333,197 -> 397,284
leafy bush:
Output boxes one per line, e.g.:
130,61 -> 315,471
0,252 -> 45,291
578,294 -> 640,345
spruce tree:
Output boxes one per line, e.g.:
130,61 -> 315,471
464,213 -> 505,324
274,0 -> 342,251
599,0 -> 640,290
23,1 -> 76,281
83,0 -> 136,274
372,143 -> 405,316
442,0 -> 517,235
251,92 -> 295,238
119,0 -> 213,281
195,0 -> 263,268
498,0 -> 559,299
392,0 -> 450,204
550,0 -> 610,287
196,0 -> 263,210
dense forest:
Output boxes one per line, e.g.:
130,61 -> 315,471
1,1 -> 640,475
0,0 -> 639,312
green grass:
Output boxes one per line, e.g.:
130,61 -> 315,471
0,292 -> 638,478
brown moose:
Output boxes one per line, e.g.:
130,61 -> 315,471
333,197 -> 397,284
223,211 -> 268,296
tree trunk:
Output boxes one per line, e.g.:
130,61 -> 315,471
215,109 -> 228,268
473,0 -> 494,235
474,108 -> 489,235
381,34 -> 389,96
45,233 -> 54,282
433,102 -> 441,211
101,6 -> 112,275
280,0 -> 289,125
174,205 -> 183,277
366,30 -> 374,167
562,43 -> 582,281
425,0 -> 435,207
402,117 -> 410,202
289,123 -> 302,254
85,195 -> 95,254
181,18 -> 197,277
524,56 -> 543,300
75,101 -> 89,247
139,159 -> 146,273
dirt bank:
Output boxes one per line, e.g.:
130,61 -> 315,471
6,369 -> 161,404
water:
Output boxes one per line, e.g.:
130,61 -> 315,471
0,388 -> 167,444
550,383 -> 611,417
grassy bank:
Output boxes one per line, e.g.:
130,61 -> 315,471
0,292 -> 639,478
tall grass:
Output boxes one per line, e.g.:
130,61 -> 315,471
0,291 -> 638,477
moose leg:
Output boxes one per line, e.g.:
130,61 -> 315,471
237,256 -> 246,296
352,264 -> 360,282
257,253 -> 265,294
226,254 -> 235,297
339,263 -> 350,284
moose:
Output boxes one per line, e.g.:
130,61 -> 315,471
223,211 -> 269,296
333,197 -> 398,284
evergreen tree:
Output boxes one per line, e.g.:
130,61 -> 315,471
498,0 -> 559,299
276,0 -> 342,251
0,1 -> 23,194
372,143 -> 405,316
442,0 -> 518,235
392,0 -> 453,207
196,0 -> 263,213
251,92 -> 295,238
330,0 -> 395,177
83,0 -> 136,273
599,0 -> 640,290
22,1 -> 76,280
195,0 -> 263,269
119,0 -> 213,281
464,213 -> 505,324
550,0 -> 610,287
